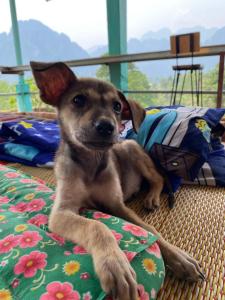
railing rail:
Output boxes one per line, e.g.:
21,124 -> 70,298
0,90 -> 224,97
0,44 -> 225,107
1,44 -> 225,73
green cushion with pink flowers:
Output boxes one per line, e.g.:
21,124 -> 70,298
0,164 -> 165,300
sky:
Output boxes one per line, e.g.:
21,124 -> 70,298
0,0 -> 225,50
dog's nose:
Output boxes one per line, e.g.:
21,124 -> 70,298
95,120 -> 115,137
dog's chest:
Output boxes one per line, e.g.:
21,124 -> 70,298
84,168 -> 123,206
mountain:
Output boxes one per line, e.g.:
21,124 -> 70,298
0,20 -> 224,82
0,19 -> 97,79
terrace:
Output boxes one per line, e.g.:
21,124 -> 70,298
0,1 -> 224,300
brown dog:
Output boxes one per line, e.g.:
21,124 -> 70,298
31,61 -> 205,300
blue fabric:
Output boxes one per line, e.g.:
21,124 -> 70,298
144,110 -> 177,152
0,119 -> 60,167
137,110 -> 170,147
4,143 -> 39,161
123,106 -> 225,191
148,106 -> 225,128
193,137 -> 225,187
207,147 -> 225,187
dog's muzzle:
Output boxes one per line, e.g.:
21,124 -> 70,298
94,119 -> 115,138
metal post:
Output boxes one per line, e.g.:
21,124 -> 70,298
9,0 -> 32,112
106,0 -> 128,91
216,52 -> 225,108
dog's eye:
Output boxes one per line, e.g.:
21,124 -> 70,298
113,101 -> 122,114
73,95 -> 86,107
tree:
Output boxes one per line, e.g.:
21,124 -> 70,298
0,80 -> 17,111
96,62 -> 154,107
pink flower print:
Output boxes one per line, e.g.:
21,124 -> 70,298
0,196 -> 9,204
83,291 -> 92,300
40,282 -> 80,300
47,232 -> 65,245
50,193 -> 56,201
9,202 -> 28,213
20,178 -> 36,184
11,278 -> 20,289
4,172 -> 20,178
64,251 -> 72,256
80,272 -> 90,280
146,242 -> 161,259
27,214 -> 48,227
137,284 -> 149,300
73,245 -> 87,255
14,251 -> 47,278
35,185 -> 52,192
19,231 -> 42,248
140,239 -> 147,244
122,223 -> 148,237
123,251 -> 137,262
27,198 -> 46,212
0,260 -> 8,267
0,165 -> 6,171
111,230 -> 123,242
0,234 -> 20,253
93,212 -> 111,219
150,288 -> 157,299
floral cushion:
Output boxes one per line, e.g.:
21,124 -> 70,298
0,164 -> 165,300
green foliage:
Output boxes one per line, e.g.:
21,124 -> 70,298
0,63 -> 224,112
96,62 -> 154,107
25,78 -> 54,112
0,81 -> 17,111
153,64 -> 224,107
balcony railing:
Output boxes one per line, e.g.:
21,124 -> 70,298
0,44 -> 225,109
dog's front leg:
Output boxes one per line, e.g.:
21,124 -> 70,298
49,207 -> 138,300
107,203 -> 205,282
123,140 -> 164,209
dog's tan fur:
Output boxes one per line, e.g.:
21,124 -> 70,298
31,61 -> 205,300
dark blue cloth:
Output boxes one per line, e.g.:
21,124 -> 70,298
122,106 -> 225,191
0,119 -> 60,167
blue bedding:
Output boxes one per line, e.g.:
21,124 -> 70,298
0,119 -> 60,167
122,106 -> 225,191
0,107 -> 224,191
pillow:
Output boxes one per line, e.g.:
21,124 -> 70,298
0,164 -> 165,300
121,106 -> 225,192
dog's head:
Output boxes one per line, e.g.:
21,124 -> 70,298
30,61 -> 145,150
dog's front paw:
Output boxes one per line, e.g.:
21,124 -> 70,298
94,249 -> 138,300
143,191 -> 160,210
165,246 -> 205,282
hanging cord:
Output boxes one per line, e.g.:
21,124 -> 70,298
179,71 -> 187,104
190,69 -> 194,106
170,69 -> 176,105
200,69 -> 203,106
194,68 -> 199,106
173,70 -> 180,105
190,36 -> 195,105
171,55 -> 179,105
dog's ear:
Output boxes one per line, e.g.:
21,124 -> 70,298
30,61 -> 77,106
118,91 -> 146,133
